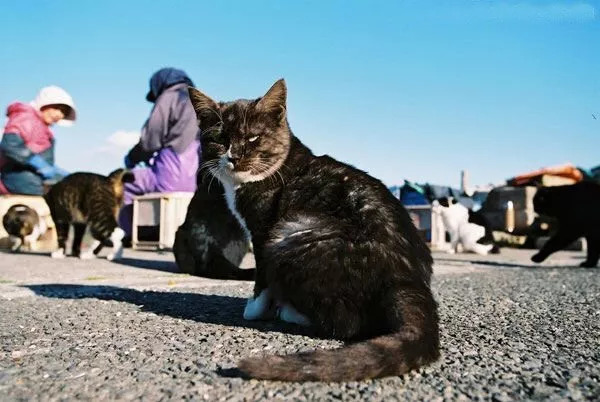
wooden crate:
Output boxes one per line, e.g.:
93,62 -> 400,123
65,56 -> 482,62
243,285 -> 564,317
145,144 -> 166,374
132,192 -> 194,250
405,205 -> 447,250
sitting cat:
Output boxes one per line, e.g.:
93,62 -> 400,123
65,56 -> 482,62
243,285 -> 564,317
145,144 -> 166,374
531,181 -> 600,267
2,204 -> 47,251
173,175 -> 254,280
187,79 -> 439,382
44,169 -> 134,260
436,197 -> 499,255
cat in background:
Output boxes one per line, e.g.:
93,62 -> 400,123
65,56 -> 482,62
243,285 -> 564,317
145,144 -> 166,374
173,174 -> 254,280
436,197 -> 499,255
2,204 -> 47,251
188,79 -> 439,382
531,181 -> 600,267
44,169 -> 134,260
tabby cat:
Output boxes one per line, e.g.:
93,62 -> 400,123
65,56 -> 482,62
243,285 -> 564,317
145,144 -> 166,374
173,174 -> 254,280
188,79 -> 440,382
531,181 -> 600,268
2,204 -> 47,251
44,169 -> 134,260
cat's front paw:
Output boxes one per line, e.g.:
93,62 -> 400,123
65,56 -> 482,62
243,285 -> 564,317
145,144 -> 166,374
243,289 -> 276,320
51,248 -> 66,259
79,251 -> 96,260
10,237 -> 22,252
446,248 -> 456,255
579,260 -> 598,268
278,304 -> 311,327
107,248 -> 123,261
531,252 -> 546,263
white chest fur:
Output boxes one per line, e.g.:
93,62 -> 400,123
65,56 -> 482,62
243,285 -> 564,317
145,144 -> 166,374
221,179 -> 251,239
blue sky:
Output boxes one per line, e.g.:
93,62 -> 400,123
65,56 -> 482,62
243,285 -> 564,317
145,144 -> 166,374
1,1 -> 598,188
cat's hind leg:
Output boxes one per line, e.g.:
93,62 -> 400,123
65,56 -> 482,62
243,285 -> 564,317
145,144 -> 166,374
88,213 -> 124,261
71,223 -> 87,257
468,242 -> 494,255
106,227 -> 125,261
263,214 -> 366,338
79,240 -> 101,259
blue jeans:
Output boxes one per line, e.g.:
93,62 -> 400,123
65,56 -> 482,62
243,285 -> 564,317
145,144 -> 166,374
0,170 -> 44,195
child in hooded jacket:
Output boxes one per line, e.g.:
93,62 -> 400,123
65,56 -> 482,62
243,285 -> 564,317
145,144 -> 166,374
0,86 -> 76,195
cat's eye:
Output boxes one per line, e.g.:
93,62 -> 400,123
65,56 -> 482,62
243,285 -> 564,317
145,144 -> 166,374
248,136 -> 259,143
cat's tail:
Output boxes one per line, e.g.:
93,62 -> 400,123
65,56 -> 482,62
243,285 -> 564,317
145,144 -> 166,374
108,168 -> 136,203
236,290 -> 439,382
108,168 -> 135,184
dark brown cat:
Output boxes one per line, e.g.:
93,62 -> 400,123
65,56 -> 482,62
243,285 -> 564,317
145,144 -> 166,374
188,79 -> 439,381
44,169 -> 134,260
173,174 -> 254,280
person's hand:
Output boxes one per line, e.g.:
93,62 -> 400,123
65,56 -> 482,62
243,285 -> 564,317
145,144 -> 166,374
37,164 -> 59,180
54,166 -> 70,178
124,155 -> 135,169
27,154 -> 56,179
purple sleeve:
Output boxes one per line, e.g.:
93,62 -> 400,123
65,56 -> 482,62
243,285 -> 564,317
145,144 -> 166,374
139,96 -> 170,153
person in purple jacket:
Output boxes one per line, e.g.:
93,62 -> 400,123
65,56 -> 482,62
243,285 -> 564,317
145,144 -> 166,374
118,68 -> 201,238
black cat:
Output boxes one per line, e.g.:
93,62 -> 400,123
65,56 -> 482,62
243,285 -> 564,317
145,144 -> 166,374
173,174 -> 254,280
468,208 -> 501,254
188,79 -> 439,381
531,181 -> 600,268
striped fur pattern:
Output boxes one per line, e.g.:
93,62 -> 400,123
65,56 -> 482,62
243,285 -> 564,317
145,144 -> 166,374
44,169 -> 134,260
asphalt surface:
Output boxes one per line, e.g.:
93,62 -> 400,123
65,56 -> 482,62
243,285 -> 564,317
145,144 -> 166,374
0,248 -> 598,401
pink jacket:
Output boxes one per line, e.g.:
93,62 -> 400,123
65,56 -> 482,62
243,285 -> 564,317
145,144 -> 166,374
3,102 -> 54,153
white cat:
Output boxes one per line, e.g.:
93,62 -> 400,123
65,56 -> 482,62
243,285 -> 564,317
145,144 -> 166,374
434,197 -> 494,255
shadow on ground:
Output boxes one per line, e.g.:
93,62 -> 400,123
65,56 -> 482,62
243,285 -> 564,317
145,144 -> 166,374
24,284 -> 313,337
0,250 -> 50,257
111,257 -> 180,273
434,257 -> 586,269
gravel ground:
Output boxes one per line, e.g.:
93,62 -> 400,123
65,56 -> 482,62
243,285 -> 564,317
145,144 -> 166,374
0,249 -> 598,401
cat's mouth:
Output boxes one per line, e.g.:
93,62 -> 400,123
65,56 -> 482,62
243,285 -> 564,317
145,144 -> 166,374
215,156 -> 250,184
216,155 -> 282,185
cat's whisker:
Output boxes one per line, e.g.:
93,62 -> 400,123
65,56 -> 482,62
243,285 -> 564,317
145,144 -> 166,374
250,161 -> 285,187
197,160 -> 219,181
252,157 -> 291,173
207,167 -> 218,194
201,122 -> 224,139
204,107 -> 224,124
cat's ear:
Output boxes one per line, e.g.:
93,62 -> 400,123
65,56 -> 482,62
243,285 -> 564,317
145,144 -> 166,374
188,87 -> 220,123
256,79 -> 287,119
